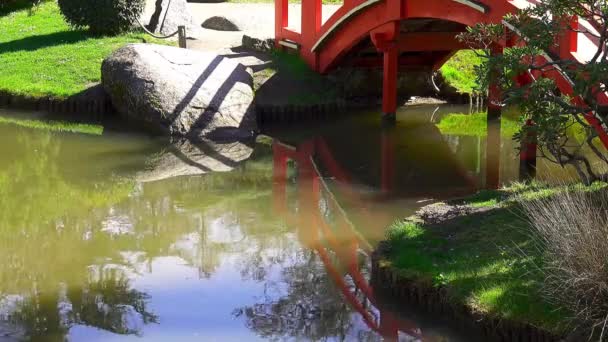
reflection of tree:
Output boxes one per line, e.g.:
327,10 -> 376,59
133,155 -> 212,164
67,268 -> 158,335
0,127 -> 291,339
0,126 -> 157,340
0,124 -> 386,341
234,246 -> 378,341
11,269 -> 157,341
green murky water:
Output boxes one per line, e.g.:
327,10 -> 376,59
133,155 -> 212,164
0,105 -> 581,341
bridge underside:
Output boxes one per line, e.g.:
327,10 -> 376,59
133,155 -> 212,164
336,19 -> 468,72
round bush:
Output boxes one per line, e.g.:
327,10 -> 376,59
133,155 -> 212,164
58,0 -> 145,35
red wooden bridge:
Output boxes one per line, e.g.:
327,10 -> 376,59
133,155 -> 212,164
274,0 -> 608,149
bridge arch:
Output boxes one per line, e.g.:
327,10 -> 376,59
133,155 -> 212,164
314,0 -> 505,73
274,0 -> 608,149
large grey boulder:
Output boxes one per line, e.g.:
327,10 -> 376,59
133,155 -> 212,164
137,138 -> 254,182
102,44 -> 257,140
146,0 -> 201,38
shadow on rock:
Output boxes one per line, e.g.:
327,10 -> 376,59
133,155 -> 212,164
102,44 -> 257,141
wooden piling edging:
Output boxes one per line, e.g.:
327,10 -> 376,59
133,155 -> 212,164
0,91 -> 114,120
370,242 -> 561,342
255,100 -> 370,125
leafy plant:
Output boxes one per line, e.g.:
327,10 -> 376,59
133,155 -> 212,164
458,1 -> 608,184
0,0 -> 42,15
57,0 -> 144,35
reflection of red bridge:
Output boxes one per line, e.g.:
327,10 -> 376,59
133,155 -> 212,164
272,138 -> 428,340
274,0 -> 608,149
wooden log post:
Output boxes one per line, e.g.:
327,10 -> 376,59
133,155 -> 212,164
486,45 -> 503,189
519,119 -> 537,181
178,26 -> 187,49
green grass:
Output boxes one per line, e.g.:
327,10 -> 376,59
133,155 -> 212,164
440,50 -> 483,95
0,2 -> 170,98
384,181 -> 608,333
437,112 -> 521,137
254,50 -> 337,104
0,115 -> 103,135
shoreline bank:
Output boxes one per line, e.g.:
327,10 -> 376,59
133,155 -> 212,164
370,183 -> 608,341
371,242 -> 560,342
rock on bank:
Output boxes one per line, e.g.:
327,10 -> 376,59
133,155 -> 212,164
102,44 -> 256,140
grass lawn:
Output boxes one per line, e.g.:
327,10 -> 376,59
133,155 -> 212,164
0,114 -> 103,135
0,1 -> 169,98
437,112 -> 521,137
383,182 -> 607,334
440,50 -> 482,95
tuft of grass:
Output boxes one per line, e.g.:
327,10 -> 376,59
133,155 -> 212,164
0,115 -> 103,135
383,181 -> 608,333
522,187 -> 608,337
437,112 -> 521,137
0,2 -> 171,98
440,50 -> 483,95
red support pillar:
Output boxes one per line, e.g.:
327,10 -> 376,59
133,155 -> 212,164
272,142 -> 289,215
378,311 -> 399,341
372,22 -> 400,123
296,140 -> 318,247
382,47 -> 399,121
381,126 -> 396,194
274,0 -> 288,48
559,16 -> 579,58
300,0 -> 322,69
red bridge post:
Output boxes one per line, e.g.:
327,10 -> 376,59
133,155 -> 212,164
371,22 -> 400,123
381,126 -> 396,194
382,47 -> 399,122
559,16 -> 579,58
272,142 -> 289,215
378,311 -> 399,340
301,0 -> 322,69
274,0 -> 288,48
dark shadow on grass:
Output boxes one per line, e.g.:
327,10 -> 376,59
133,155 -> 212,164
0,30 -> 90,53
0,0 -> 36,16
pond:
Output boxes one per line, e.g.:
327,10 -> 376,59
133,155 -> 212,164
0,105 -> 581,341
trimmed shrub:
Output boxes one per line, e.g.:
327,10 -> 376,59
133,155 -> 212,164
522,188 -> 608,339
0,0 -> 42,15
58,0 -> 145,35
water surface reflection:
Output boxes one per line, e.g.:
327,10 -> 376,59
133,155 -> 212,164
0,105 -> 582,341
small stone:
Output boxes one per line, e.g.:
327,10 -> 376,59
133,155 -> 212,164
202,16 -> 240,32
